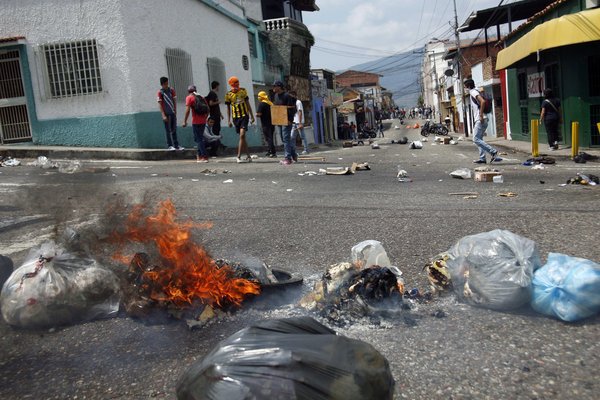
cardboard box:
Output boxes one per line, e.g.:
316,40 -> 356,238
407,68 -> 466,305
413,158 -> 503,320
271,105 -> 290,126
474,171 -> 502,182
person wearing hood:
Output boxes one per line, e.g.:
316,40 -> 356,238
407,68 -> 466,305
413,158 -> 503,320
256,91 -> 276,157
225,76 -> 255,163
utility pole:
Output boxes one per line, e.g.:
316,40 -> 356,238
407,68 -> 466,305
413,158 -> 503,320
453,0 -> 468,137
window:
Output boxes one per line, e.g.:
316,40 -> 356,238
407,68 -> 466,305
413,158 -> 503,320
290,45 -> 309,77
165,48 -> 193,104
520,108 -> 529,134
248,32 -> 257,58
589,55 -> 600,97
591,104 -> 600,146
41,39 -> 102,98
207,57 -> 226,99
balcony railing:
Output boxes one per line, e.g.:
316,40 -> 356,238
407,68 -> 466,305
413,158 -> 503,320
264,17 -> 306,32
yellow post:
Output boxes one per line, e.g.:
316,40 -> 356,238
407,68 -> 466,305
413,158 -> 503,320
571,122 -> 579,158
531,119 -> 539,157
597,122 -> 600,135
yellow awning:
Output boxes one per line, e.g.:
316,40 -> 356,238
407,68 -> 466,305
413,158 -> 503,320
496,7 -> 600,70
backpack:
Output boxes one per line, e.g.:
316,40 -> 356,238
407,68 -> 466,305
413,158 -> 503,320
472,90 -> 493,114
193,94 -> 209,115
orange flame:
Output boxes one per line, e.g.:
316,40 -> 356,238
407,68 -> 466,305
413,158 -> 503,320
110,199 -> 260,307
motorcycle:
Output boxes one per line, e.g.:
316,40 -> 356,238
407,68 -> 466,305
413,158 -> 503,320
358,127 -> 377,139
420,120 -> 449,137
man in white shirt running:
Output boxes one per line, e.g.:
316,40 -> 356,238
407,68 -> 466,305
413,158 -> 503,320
290,91 -> 309,154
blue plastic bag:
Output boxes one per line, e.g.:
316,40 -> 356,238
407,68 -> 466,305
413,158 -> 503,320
531,253 -> 600,322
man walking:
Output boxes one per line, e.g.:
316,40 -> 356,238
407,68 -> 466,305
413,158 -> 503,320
464,79 -> 502,164
206,81 -> 223,136
157,77 -> 183,151
256,91 -> 276,158
290,91 -> 309,154
225,76 -> 254,163
272,81 -> 296,165
182,85 -> 209,163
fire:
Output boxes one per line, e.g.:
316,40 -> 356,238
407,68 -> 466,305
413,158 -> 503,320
110,199 -> 260,308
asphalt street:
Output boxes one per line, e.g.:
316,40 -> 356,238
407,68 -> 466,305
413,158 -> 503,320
0,119 -> 599,399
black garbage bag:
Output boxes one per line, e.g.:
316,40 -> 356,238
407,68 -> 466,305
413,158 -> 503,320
176,317 -> 395,400
0,254 -> 13,288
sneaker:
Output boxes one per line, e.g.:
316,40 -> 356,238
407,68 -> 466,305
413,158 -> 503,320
473,159 -> 486,164
301,150 -> 309,155
199,157 -> 209,163
265,152 -> 272,157
245,156 -> 252,163
236,157 -> 244,163
167,146 -> 176,151
490,152 -> 503,163
280,159 -> 292,165
269,153 -> 277,158
176,146 -> 185,151
292,154 -> 298,162
196,156 -> 202,163
548,147 -> 556,151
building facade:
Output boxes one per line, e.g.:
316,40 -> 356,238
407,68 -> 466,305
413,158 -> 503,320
0,0 -> 260,149
496,0 -> 600,147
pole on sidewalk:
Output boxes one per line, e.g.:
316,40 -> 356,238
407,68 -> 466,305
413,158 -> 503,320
531,119 -> 539,157
571,121 -> 580,158
453,0 -> 468,137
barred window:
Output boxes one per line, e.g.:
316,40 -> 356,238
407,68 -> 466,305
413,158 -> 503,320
207,57 -> 226,98
42,39 -> 102,98
165,48 -> 193,104
248,32 -> 257,58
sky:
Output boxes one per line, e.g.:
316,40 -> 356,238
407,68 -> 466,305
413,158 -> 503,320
303,0 -> 513,71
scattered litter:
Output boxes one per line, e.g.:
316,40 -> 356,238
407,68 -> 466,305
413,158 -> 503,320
527,156 -> 555,164
286,189 -> 293,192
410,141 -> 423,149
539,180 -> 545,184
444,230 -> 541,310
474,171 -> 502,182
58,161 -> 82,174
371,142 -> 380,149
457,136 -> 465,141
0,157 -> 21,167
298,156 -> 326,162
394,125 -> 399,129
450,168 -> 472,179
250,154 -> 258,159
351,162 -> 370,172
323,167 -> 353,175
566,173 -> 599,185
352,240 -> 393,269
532,164 -> 545,170
499,152 -> 508,156
338,158 -> 343,160
27,156 -> 56,169
298,173 -> 305,176
223,179 -> 233,183
151,173 -> 158,177
249,178 -> 256,181
191,179 -> 199,182
531,253 -> 600,322
0,241 -> 120,328
304,171 -> 318,176
397,166 -> 411,182
463,195 -> 478,199
421,138 -> 428,142
176,317 -> 395,400
498,192 -> 517,197
449,140 -> 457,145
449,192 -> 478,196
272,181 -> 278,184
492,175 -> 504,183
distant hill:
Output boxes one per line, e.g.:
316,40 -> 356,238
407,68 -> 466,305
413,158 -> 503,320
343,49 -> 423,108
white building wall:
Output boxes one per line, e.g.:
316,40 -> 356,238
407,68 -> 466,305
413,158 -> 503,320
0,0 -> 130,120
0,0 -> 254,121
122,0 -> 254,114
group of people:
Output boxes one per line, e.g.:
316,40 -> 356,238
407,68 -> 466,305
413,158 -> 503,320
157,76 -> 309,165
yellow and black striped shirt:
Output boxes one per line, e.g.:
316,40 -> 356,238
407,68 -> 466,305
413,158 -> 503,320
225,88 -> 249,118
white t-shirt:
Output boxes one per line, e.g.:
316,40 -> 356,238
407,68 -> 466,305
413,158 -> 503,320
469,88 -> 482,111
293,99 -> 304,124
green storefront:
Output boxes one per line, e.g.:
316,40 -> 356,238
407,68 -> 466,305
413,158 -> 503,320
498,1 -> 600,148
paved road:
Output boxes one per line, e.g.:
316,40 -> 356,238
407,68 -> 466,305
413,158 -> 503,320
1,120 -> 599,399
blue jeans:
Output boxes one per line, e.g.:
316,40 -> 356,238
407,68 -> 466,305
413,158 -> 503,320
473,117 -> 496,160
280,124 -> 295,161
291,123 -> 309,152
163,114 -> 179,147
192,124 -> 207,157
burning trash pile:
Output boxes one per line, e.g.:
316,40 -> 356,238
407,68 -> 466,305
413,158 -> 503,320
110,200 -> 263,325
176,316 -> 395,400
300,240 -> 433,325
424,230 -> 600,322
0,200 -> 291,329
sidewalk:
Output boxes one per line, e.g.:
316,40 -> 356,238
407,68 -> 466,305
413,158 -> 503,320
482,135 -> 600,160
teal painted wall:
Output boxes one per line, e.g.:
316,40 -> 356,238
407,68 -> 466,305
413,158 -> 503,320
11,43 -> 263,149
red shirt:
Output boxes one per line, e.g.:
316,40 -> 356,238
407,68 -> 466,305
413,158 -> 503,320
186,94 -> 208,125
